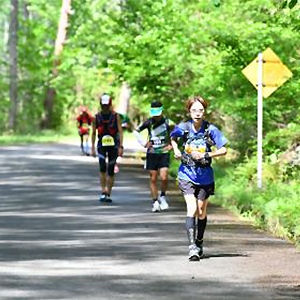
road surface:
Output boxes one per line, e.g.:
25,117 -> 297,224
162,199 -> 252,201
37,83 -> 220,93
0,142 -> 299,300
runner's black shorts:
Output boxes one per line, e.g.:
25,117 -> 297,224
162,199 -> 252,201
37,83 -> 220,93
145,153 -> 170,171
178,178 -> 215,201
98,146 -> 118,176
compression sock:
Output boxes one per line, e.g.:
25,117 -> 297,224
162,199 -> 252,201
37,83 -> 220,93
197,217 -> 207,242
186,217 -> 196,245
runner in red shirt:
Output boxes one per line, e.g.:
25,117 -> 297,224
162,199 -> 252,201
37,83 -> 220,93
77,106 -> 94,155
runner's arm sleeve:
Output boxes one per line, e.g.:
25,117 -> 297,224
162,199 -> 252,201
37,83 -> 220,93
136,119 -> 150,132
133,120 -> 151,146
170,123 -> 185,138
209,125 -> 228,149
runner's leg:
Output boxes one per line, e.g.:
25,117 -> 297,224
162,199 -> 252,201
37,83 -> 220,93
80,134 -> 84,153
159,167 -> 168,195
105,147 -> 118,201
149,170 -> 159,200
196,199 -> 208,253
107,175 -> 114,196
98,148 -> 108,195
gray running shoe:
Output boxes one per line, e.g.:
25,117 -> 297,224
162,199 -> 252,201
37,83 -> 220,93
189,244 -> 200,261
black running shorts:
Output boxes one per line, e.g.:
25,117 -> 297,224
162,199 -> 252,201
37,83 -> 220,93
98,146 -> 118,176
178,178 -> 215,201
145,153 -> 170,171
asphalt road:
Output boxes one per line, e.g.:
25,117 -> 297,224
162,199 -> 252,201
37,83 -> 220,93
0,142 -> 299,300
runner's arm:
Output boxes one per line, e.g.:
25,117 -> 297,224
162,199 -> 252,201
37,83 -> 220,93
117,114 -> 124,156
163,121 -> 173,151
133,120 -> 151,148
91,117 -> 97,156
171,137 -> 181,159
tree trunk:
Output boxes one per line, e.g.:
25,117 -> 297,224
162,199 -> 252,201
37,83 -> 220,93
8,0 -> 18,131
117,82 -> 131,115
42,0 -> 72,129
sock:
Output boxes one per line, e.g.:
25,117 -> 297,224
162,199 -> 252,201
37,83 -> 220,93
186,217 -> 196,245
153,198 -> 158,203
197,217 -> 207,243
160,191 -> 166,197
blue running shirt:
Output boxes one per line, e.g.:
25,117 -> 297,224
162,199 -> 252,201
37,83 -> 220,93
170,120 -> 228,185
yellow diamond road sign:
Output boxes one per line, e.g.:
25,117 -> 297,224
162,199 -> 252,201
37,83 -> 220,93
242,47 -> 292,98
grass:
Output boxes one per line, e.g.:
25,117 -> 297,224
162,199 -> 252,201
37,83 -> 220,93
0,129 -> 79,146
169,154 -> 300,248
212,159 -> 300,247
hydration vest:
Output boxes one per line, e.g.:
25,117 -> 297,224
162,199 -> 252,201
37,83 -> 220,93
181,120 -> 215,167
96,111 -> 118,138
78,114 -> 93,127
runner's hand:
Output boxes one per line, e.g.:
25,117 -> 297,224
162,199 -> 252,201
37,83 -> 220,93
118,146 -> 123,157
163,144 -> 173,152
191,151 -> 205,160
91,148 -> 96,157
144,141 -> 152,149
174,149 -> 182,160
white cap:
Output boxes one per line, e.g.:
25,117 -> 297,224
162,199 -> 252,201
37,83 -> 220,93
101,94 -> 110,105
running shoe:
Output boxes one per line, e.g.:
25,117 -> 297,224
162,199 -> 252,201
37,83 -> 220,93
99,193 -> 107,202
152,200 -> 161,212
106,196 -> 112,203
188,244 -> 200,261
159,195 -> 169,210
195,239 -> 203,257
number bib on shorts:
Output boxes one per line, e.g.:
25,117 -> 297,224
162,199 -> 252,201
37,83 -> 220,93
102,135 -> 115,146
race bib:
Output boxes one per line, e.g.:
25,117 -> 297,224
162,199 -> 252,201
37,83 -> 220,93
102,135 -> 115,146
82,123 -> 88,129
185,143 -> 206,153
151,136 -> 164,148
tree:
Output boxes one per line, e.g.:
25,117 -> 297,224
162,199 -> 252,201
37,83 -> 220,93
42,0 -> 72,129
8,0 -> 18,131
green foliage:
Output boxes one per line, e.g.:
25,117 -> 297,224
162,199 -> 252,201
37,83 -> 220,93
212,159 -> 300,245
264,123 -> 300,154
1,0 -> 299,246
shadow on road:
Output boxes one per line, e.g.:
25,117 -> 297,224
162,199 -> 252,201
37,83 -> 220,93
0,143 -> 299,300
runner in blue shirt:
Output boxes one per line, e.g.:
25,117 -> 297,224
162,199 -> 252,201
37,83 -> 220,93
170,95 -> 228,261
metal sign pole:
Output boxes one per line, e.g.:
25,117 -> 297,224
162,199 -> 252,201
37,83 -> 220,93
257,52 -> 263,189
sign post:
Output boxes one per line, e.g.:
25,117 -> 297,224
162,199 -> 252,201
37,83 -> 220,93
257,52 -> 263,189
242,48 -> 292,189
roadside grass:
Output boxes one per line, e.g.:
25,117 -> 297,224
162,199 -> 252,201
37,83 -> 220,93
0,127 -> 139,146
212,159 -> 299,247
0,129 -> 78,145
169,155 -> 300,248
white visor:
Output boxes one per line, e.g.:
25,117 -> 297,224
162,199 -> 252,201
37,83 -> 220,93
101,95 -> 110,105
